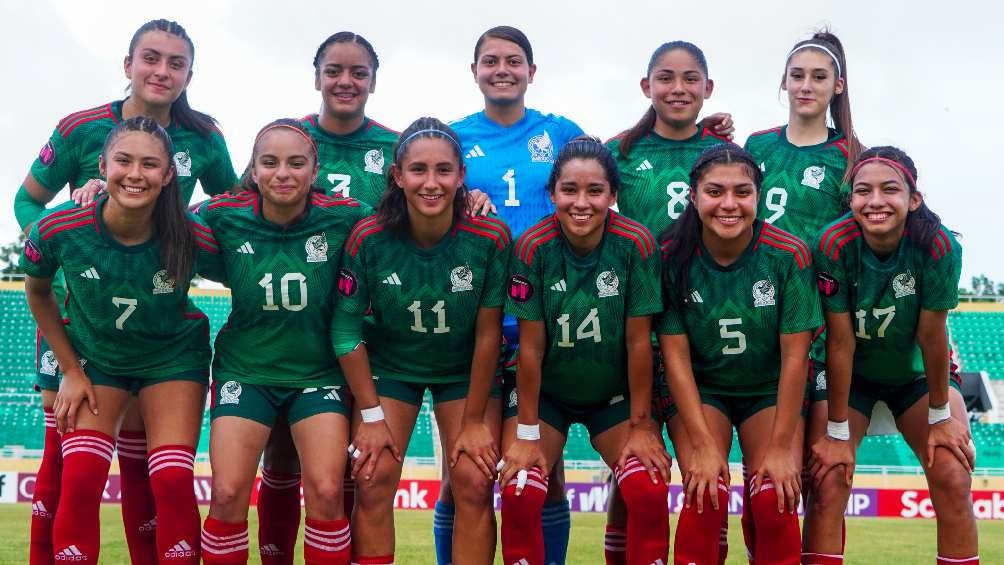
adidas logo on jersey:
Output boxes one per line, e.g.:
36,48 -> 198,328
465,145 -> 486,158
687,290 -> 704,304
382,273 -> 402,285
550,279 -> 567,292
236,242 -> 254,254
164,540 -> 195,559
260,544 -> 283,556
32,501 -> 51,518
635,159 -> 653,171
79,267 -> 100,279
55,545 -> 87,561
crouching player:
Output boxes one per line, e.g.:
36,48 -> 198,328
499,137 -> 671,565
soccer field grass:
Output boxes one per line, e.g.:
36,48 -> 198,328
3,504 -> 1001,563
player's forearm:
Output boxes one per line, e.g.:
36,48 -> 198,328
25,276 -> 79,376
918,309 -> 950,408
772,332 -> 811,447
625,317 -> 654,426
14,185 -> 46,233
659,334 -> 715,447
464,309 -> 502,423
825,313 -> 855,423
337,345 -> 380,410
515,349 -> 543,425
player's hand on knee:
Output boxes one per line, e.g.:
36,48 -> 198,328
927,417 -> 975,473
684,442 -> 729,513
350,420 -> 402,481
617,425 -> 672,485
755,444 -> 801,514
450,420 -> 500,481
466,189 -> 497,217
499,439 -> 546,495
55,368 -> 97,434
808,434 -> 856,487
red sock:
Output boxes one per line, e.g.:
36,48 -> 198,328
117,430 -> 158,565
201,517 -> 249,564
343,475 -> 355,519
350,556 -> 394,564
936,556 -> 979,565
749,475 -> 800,565
258,468 -> 301,565
30,408 -> 60,565
604,525 -> 627,565
501,467 -> 548,565
674,477 -> 728,565
52,430 -> 115,565
801,552 -> 843,564
741,464 -> 755,564
149,445 -> 200,564
718,509 -> 729,565
616,457 -> 669,565
303,517 -> 351,565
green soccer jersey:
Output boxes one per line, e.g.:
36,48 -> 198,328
606,128 -> 727,236
813,214 -> 961,385
301,115 -> 399,207
336,215 -> 512,383
31,100 -> 239,203
744,126 -> 850,244
506,212 -> 663,406
20,197 -> 215,378
658,221 -> 822,396
197,190 -> 371,388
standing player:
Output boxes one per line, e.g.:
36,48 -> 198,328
197,119 -> 371,565
658,144 -> 820,565
806,147 -> 977,565
332,117 -> 510,565
12,19 -> 238,565
21,116 -> 216,565
499,137 -> 671,565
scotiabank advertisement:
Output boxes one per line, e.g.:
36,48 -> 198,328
4,472 -> 1003,520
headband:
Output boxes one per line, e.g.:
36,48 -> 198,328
849,157 -> 917,187
254,123 -> 318,158
787,43 -> 842,78
395,128 -> 461,160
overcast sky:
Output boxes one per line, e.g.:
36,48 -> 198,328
2,0 -> 1002,285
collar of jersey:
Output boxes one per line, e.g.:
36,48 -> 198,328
308,115 -> 372,141
557,213 -> 607,269
861,233 -> 905,272
696,219 -> 761,272
645,127 -> 705,146
93,195 -> 155,253
778,125 -> 843,151
114,99 -> 178,133
476,108 -> 538,130
254,192 -> 313,230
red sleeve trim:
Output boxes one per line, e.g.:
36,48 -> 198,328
819,217 -> 860,259
57,103 -> 115,138
515,216 -> 559,263
931,228 -> 952,260
367,118 -> 401,135
608,212 -> 656,258
310,192 -> 359,208
759,224 -> 811,268
346,216 -> 382,257
748,126 -> 783,138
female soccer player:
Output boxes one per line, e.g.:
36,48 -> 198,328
196,119 -> 371,565
499,137 -> 671,565
806,147 -> 977,565
332,117 -> 510,565
13,19 -> 238,565
21,116 -> 216,565
659,144 -> 821,565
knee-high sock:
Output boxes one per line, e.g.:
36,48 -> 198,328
304,517 -> 351,565
52,430 -> 115,565
258,468 -> 301,565
149,445 -> 200,564
616,457 -> 670,565
542,500 -> 570,565
674,477 -> 729,565
29,409 -> 61,565
741,463 -> 755,565
433,501 -> 454,565
350,556 -> 394,564
117,430 -> 158,565
604,525 -> 627,565
201,517 -> 249,565
800,552 -> 843,564
936,556 -> 979,565
501,467 -> 548,565
749,474 -> 800,565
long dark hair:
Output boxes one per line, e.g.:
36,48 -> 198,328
849,146 -> 946,248
127,19 -> 218,139
313,31 -> 380,79
240,118 -> 322,194
660,143 -> 761,308
377,117 -> 469,235
784,30 -> 862,170
546,135 -> 622,195
102,117 -> 194,283
618,41 -> 709,159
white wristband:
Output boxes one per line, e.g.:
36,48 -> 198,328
516,423 -> 541,440
826,420 -> 850,441
360,405 -> 385,423
928,402 -> 951,425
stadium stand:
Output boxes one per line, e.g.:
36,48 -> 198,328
949,311 -> 1004,381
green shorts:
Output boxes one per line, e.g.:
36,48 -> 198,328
663,390 -> 797,428
375,374 -> 502,407
502,377 -> 630,437
35,331 -> 60,392
85,363 -> 208,395
849,374 -> 963,420
210,378 -> 350,426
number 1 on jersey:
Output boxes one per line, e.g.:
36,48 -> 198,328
502,169 -> 520,207
408,300 -> 450,334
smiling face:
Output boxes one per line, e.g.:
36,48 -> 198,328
314,41 -> 375,122
251,128 -> 318,212
850,161 -> 922,244
392,137 -> 465,224
642,48 -> 713,135
472,37 -> 536,108
550,158 -> 616,255
99,131 -> 173,212
693,162 -> 758,245
124,30 -> 193,108
783,49 -> 844,122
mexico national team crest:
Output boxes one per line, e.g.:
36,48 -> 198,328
801,165 -> 825,189
306,232 -> 328,263
527,131 -> 554,163
508,275 -> 533,302
219,381 -> 242,405
152,270 -> 177,294
450,265 -> 473,292
39,141 -> 56,167
364,149 -> 385,174
173,150 -> 192,177
40,351 -> 58,376
596,270 -> 619,298
893,271 -> 916,298
753,279 -> 776,307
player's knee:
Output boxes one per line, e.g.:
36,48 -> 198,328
927,455 -> 973,508
302,475 -> 343,515
210,476 -> 252,515
449,460 -> 494,510
353,466 -> 400,507
811,469 -> 852,516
